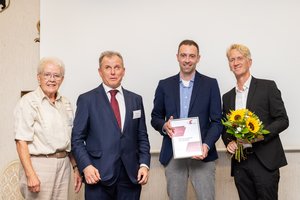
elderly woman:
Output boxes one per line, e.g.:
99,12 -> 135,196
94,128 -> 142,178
14,57 -> 82,199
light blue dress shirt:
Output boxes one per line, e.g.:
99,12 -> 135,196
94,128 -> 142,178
179,76 -> 194,118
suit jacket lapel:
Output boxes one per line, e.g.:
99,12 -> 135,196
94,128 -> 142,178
172,74 -> 181,118
122,88 -> 131,133
97,84 -> 111,111
246,77 -> 257,109
229,88 -> 236,110
98,84 -> 121,130
188,72 -> 201,114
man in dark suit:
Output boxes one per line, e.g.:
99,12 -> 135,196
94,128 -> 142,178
222,44 -> 289,200
71,51 -> 151,200
151,40 -> 223,200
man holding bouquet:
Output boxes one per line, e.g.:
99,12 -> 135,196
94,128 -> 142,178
222,43 -> 289,200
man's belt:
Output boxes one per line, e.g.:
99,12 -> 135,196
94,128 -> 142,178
31,151 -> 69,158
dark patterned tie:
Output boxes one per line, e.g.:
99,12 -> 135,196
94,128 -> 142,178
109,90 -> 121,128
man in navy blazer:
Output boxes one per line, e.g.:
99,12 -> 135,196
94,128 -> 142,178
71,51 -> 150,200
151,40 -> 223,200
222,44 -> 289,200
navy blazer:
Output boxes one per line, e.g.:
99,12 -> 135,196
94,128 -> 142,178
222,77 -> 289,175
151,71 -> 223,165
71,84 -> 150,185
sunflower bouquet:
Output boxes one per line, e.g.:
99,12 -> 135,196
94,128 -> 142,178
222,109 -> 270,162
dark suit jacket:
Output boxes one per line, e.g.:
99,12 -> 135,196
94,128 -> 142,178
222,77 -> 289,175
71,84 -> 150,185
151,71 -> 223,165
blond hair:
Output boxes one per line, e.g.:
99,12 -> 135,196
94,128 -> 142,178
226,44 -> 251,60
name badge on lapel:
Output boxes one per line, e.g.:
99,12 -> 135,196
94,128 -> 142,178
133,110 -> 141,119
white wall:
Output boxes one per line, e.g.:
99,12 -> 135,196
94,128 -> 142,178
1,1 -> 300,200
40,0 -> 300,152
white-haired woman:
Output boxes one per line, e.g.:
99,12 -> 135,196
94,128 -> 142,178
14,57 -> 82,199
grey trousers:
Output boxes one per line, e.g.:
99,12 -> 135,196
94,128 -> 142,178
165,158 -> 216,200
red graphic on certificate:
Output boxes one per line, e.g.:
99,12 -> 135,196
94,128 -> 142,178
186,141 -> 201,152
173,126 -> 186,137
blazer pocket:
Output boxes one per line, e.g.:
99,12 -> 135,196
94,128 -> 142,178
87,150 -> 102,158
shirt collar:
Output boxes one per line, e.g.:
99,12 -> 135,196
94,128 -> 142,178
37,86 -> 62,102
102,83 -> 123,96
179,74 -> 195,83
235,75 -> 252,92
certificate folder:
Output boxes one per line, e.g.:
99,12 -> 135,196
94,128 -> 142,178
170,117 -> 202,159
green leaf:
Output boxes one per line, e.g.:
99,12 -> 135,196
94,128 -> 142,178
222,121 -> 232,126
227,129 -> 235,135
261,129 -> 270,134
241,128 -> 249,134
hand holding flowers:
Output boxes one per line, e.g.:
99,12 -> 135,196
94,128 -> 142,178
222,109 -> 270,162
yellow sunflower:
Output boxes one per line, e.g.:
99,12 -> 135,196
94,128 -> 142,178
229,109 -> 245,122
246,117 -> 260,133
246,110 -> 254,117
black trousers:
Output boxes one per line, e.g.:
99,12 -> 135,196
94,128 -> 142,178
233,153 -> 280,200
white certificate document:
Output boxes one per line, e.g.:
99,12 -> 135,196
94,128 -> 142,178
170,117 -> 202,159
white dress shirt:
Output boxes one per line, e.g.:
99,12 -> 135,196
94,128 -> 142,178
102,83 -> 149,169
235,76 -> 252,148
102,84 -> 126,131
235,76 -> 252,110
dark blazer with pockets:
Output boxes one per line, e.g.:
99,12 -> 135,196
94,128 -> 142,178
71,84 -> 151,186
222,77 -> 289,175
151,71 -> 223,165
